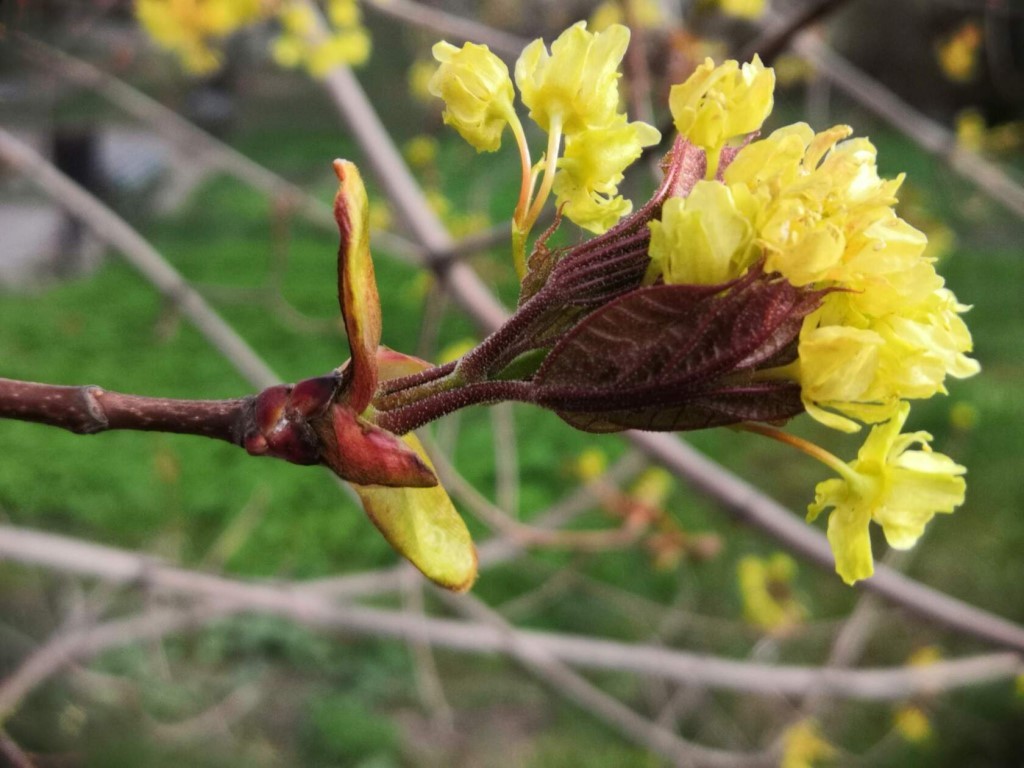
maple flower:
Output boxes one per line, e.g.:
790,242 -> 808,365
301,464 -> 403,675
514,21 -> 629,136
553,115 -> 661,233
717,121 -> 979,431
807,402 -> 966,584
429,41 -> 518,153
737,553 -> 806,633
669,55 -> 775,176
136,0 -> 262,74
647,179 -> 756,285
781,720 -> 835,768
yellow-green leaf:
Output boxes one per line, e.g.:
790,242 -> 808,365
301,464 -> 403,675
355,432 -> 477,591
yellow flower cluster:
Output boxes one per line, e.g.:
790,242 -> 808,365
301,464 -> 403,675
271,0 -> 370,76
135,0 -> 370,76
136,0 -> 263,74
717,122 -> 980,431
429,21 -> 660,254
651,58 -> 978,584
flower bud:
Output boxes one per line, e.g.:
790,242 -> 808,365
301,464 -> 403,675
429,41 -> 516,152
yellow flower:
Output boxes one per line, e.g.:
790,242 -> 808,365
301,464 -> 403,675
429,41 -> 517,152
956,108 -> 986,152
514,21 -> 630,135
669,56 -> 775,174
403,135 -> 439,169
589,0 -> 663,31
737,553 -> 806,633
807,402 -> 966,584
407,58 -> 437,105
553,116 -> 661,233
894,705 -> 932,743
719,0 -> 766,19
781,720 -> 835,768
936,21 -> 983,83
327,0 -> 360,28
307,28 -> 371,76
271,34 -> 305,69
648,180 -> 756,285
722,122 -> 979,431
136,0 -> 262,74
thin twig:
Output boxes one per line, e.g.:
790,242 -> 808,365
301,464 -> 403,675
0,604 -> 224,723
422,433 -> 645,551
739,0 -> 854,64
791,33 -> 1024,220
362,0 -> 528,59
148,682 -> 263,742
0,127 -> 279,390
0,732 -> 36,768
400,571 -> 456,734
628,431 -> 1024,654
0,377 -> 249,443
434,588 -> 771,768
0,525 -> 1019,703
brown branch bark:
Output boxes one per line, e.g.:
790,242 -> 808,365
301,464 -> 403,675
0,377 -> 250,443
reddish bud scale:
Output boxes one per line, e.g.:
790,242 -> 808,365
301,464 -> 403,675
244,376 -> 341,466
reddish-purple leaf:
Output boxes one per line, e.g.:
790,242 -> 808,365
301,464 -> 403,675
531,267 -> 822,431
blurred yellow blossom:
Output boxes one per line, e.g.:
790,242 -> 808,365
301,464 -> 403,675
136,0 -> 263,74
719,0 -> 767,20
438,338 -> 479,365
272,0 -> 371,77
574,448 -> 609,481
894,705 -> 932,743
781,720 -> 835,768
956,108 -> 986,152
807,402 -> 966,584
408,58 -> 437,104
956,108 -> 1024,154
949,401 -> 978,432
629,467 -> 673,509
936,21 -> 983,82
589,0 -> 664,31
738,552 -> 806,632
907,645 -> 943,667
403,135 -> 440,169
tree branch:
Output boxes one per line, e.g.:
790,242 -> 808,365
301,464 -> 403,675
0,524 -> 1020,705
0,378 -> 250,443
0,127 -> 279,390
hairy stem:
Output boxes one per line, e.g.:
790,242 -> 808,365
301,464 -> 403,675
0,377 -> 252,445
376,380 -> 535,435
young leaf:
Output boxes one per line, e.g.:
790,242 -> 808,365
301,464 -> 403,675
355,432 -> 477,592
532,267 -> 822,431
333,159 -> 381,412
